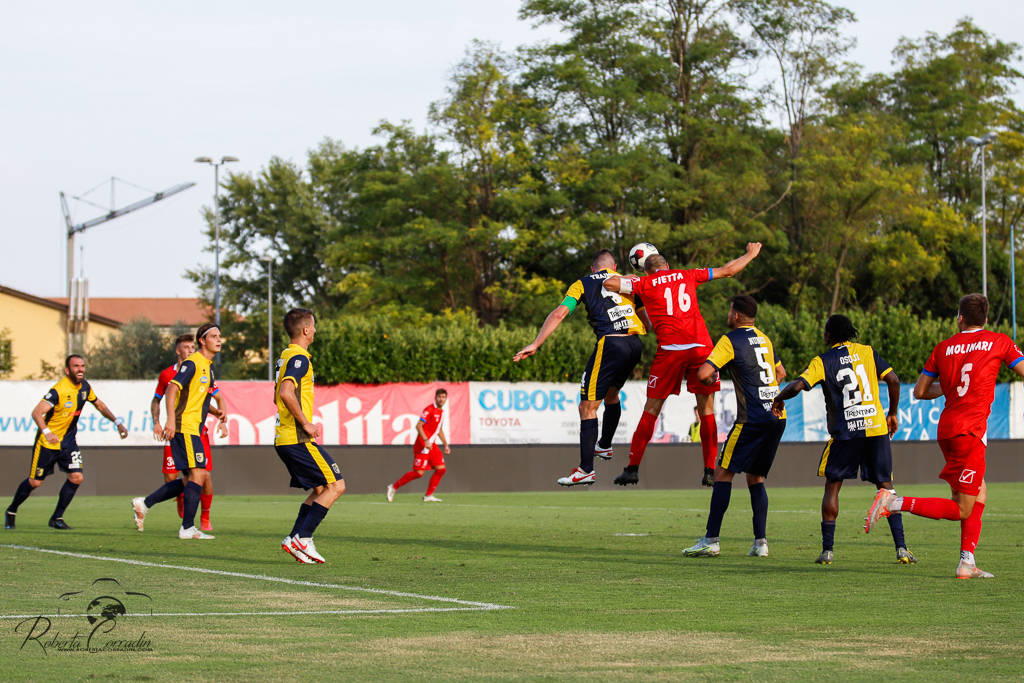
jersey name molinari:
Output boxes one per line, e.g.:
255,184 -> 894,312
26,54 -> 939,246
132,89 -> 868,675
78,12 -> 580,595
945,340 -> 993,355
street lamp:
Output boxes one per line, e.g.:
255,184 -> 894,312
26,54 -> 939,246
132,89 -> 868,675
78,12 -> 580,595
261,256 -> 273,381
194,156 -> 239,329
965,133 -> 997,299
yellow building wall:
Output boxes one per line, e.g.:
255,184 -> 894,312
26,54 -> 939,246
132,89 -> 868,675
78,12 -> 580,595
0,292 -> 118,379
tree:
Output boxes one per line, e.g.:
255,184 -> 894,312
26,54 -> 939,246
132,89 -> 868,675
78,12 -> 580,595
87,319 -> 188,379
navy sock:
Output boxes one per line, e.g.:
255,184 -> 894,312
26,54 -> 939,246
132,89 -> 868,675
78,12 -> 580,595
748,482 -> 768,539
144,479 -> 185,509
289,503 -> 312,537
52,480 -> 80,520
598,403 -> 621,449
821,521 -> 836,552
181,481 -> 202,529
579,418 -> 598,472
8,479 -> 34,513
886,512 -> 906,548
706,481 -> 732,538
297,502 -> 329,538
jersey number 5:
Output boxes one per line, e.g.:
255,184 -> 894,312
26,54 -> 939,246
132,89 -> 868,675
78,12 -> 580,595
754,346 -> 774,384
662,283 -> 691,315
956,363 -> 973,397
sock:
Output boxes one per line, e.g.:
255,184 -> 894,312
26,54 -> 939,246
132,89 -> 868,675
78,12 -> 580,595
393,470 -> 423,490
705,481 -> 732,538
181,481 -> 202,529
200,493 -> 213,518
749,482 -> 768,540
598,403 -> 621,449
628,412 -> 658,466
699,414 -> 717,469
900,496 -> 960,520
8,479 -> 35,513
289,503 -> 311,538
579,418 -> 598,472
176,494 -> 184,518
821,520 -> 836,552
886,513 -> 907,549
51,480 -> 80,520
298,502 -> 329,538
144,479 -> 185,509
961,502 -> 984,554
425,469 -> 446,496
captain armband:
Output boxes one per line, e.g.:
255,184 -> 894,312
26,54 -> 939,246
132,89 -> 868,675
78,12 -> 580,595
560,296 -> 577,314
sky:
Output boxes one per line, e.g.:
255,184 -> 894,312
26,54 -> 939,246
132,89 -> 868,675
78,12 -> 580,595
2,1 -> 1021,300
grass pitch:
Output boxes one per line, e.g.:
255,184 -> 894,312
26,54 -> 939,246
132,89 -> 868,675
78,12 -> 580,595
1,484 -> 1022,680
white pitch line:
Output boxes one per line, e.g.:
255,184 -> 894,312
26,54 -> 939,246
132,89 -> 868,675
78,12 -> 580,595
0,544 -> 514,613
0,608 -> 499,621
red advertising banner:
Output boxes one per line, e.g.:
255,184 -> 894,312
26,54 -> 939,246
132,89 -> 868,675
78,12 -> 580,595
216,381 -> 470,446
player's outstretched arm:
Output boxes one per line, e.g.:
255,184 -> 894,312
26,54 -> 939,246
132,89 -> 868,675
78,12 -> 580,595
513,305 -> 570,361
912,372 -> 942,400
714,242 -> 762,278
882,371 -> 900,437
93,399 -> 129,439
771,380 -> 804,417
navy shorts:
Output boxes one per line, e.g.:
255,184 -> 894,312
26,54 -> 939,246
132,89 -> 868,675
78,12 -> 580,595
169,433 -> 209,472
29,440 -> 83,480
718,419 -> 786,477
817,435 -> 892,483
580,335 -> 643,401
275,443 -> 342,490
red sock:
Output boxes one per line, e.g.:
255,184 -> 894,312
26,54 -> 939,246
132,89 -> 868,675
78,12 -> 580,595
176,494 -> 184,518
628,412 -> 658,466
425,469 -> 446,496
200,493 -> 213,515
961,502 -> 984,553
393,470 -> 423,490
699,413 -> 717,469
901,496 -> 960,520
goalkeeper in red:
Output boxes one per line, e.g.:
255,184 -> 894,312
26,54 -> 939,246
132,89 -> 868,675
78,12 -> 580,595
603,242 -> 763,487
866,294 -> 1024,579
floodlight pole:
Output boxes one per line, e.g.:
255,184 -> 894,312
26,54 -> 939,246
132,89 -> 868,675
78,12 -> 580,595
966,133 -> 997,298
194,156 -> 239,329
262,256 -> 273,381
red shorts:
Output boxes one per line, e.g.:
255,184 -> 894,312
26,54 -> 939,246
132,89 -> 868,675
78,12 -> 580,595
938,434 -> 985,496
413,443 -> 445,471
646,347 -> 720,400
163,431 -> 212,473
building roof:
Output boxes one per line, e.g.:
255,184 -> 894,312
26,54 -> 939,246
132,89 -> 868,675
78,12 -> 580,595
48,297 -> 211,327
0,284 -> 121,327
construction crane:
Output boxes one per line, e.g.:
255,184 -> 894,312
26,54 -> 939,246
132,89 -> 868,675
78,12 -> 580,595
59,178 -> 195,354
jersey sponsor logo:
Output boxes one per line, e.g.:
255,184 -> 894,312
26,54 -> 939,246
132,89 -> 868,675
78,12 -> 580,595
844,404 -> 878,421
959,468 -> 976,484
294,359 -> 302,368
607,304 -> 635,320
758,386 -> 779,401
64,401 -> 73,408
200,376 -> 208,383
945,341 -> 994,356
846,418 -> 867,431
648,375 -> 658,388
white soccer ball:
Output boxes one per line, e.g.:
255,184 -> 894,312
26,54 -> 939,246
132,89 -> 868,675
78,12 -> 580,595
628,242 -> 659,271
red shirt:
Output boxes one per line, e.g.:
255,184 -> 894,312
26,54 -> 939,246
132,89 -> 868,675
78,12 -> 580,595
414,404 -> 444,449
922,329 -> 1023,440
632,268 -> 714,347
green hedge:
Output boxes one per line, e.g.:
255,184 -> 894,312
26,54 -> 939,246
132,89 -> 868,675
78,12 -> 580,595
309,306 -> 1021,384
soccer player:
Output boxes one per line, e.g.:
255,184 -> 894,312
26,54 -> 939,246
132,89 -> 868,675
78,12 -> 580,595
771,314 -> 915,565
4,354 -> 128,530
603,242 -> 762,487
513,249 -> 648,486
866,294 -> 1024,579
132,323 -> 223,540
386,388 -> 451,502
274,308 -> 346,563
151,333 -> 227,530
683,295 -> 787,558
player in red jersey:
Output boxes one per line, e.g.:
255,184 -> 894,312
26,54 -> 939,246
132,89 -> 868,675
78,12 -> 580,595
866,294 -> 1024,579
603,242 -> 763,486
386,388 -> 450,502
150,334 -> 227,530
